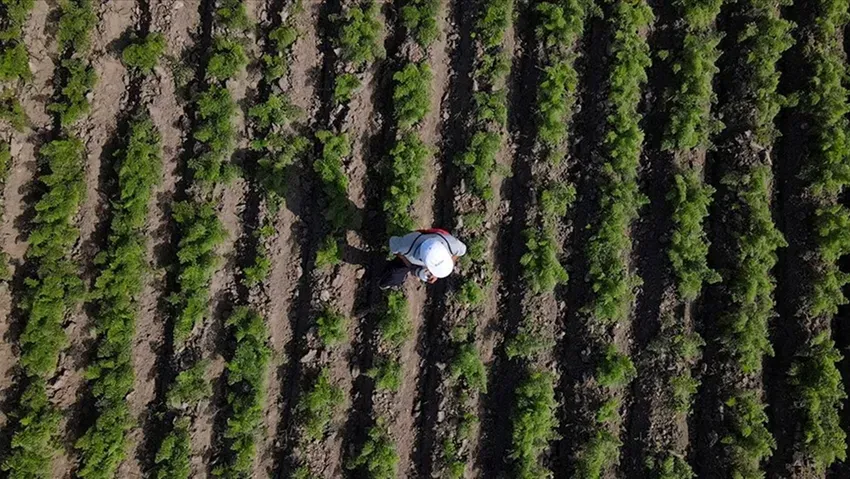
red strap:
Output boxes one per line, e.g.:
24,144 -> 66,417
417,228 -> 450,236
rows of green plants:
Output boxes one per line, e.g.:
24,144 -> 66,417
640,1 -> 723,477
710,1 -> 791,476
214,7 -> 309,476
313,0 -> 384,267
783,0 -> 849,472
506,0 -> 587,477
75,112 -> 163,479
574,1 -> 652,477
1,1 -> 96,476
437,0 -> 514,475
155,2 -> 249,477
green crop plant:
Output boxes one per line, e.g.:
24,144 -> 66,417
298,367 -> 344,441
49,57 -> 97,127
191,84 -> 237,185
521,225 -> 567,295
122,32 -> 166,73
57,0 -> 96,50
668,171 -> 719,300
575,427 -> 621,479
378,290 -> 411,347
457,131 -> 500,200
719,167 -> 785,374
317,307 -> 347,347
721,391 -> 776,479
596,344 -> 636,388
473,90 -> 507,128
348,419 -> 398,479
168,200 -> 226,342
536,60 -> 578,153
401,0 -> 439,47
167,360 -> 211,407
475,0 -> 511,50
215,0 -> 250,30
509,370 -> 558,479
216,307 -> 271,478
249,93 -> 300,130
76,115 -> 161,479
333,72 -> 361,104
262,24 -> 298,81
207,36 -> 248,81
383,132 -> 427,235
788,333 -> 846,471
0,0 -> 35,81
154,417 -> 192,479
0,378 -> 61,477
367,358 -> 402,392
505,323 -> 554,361
392,61 -> 431,129
315,234 -> 342,268
314,130 -> 353,232
0,88 -> 28,130
449,343 -> 487,392
646,453 -> 695,479
583,0 -> 652,325
334,0 -> 385,68
254,133 -> 309,210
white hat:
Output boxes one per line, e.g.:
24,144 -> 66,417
420,238 -> 454,278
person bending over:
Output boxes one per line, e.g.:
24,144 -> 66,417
380,228 -> 467,289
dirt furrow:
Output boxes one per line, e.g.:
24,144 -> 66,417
252,0 -> 321,474
0,0 -> 54,425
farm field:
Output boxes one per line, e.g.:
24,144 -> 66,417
1,0 -> 850,478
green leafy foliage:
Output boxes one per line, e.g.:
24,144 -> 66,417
191,84 -> 237,185
509,370 -> 558,479
457,131 -> 500,200
1,379 -> 61,479
249,93 -> 299,130
720,167 -> 786,374
56,0 -> 96,51
575,427 -> 621,479
475,0 -> 511,50
735,0 -> 794,144
19,137 -> 85,377
721,392 -> 776,479
262,24 -> 298,81
383,132 -> 427,236
216,308 -> 271,478
378,290 -> 411,348
0,88 -> 28,130
0,0 -> 35,81
333,72 -> 361,104
76,115 -> 162,479
536,60 -> 578,155
400,0 -> 439,47
254,133 -> 309,209
215,0 -> 250,31
168,360 -> 211,407
48,57 -> 97,127
334,0 -> 385,68
596,344 -> 636,388
348,419 -> 398,479
646,453 -> 695,479
316,307 -> 347,347
298,368 -> 344,441
788,333 -> 846,471
122,32 -> 167,73
315,234 -> 341,268
449,343 -> 487,392
367,358 -> 402,392
154,418 -> 192,479
583,0 -> 652,325
168,200 -> 226,342
505,323 -> 554,361
393,61 -> 431,129
207,35 -> 248,81
668,171 -> 719,300
520,225 -> 567,295
314,130 -> 353,232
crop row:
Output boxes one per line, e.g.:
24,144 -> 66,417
154,2 -> 249,477
573,1 -> 652,477
710,1 -> 791,477
1,0 -> 96,476
784,0 -> 850,472
75,111 -> 163,479
642,0 -> 723,475
436,0 -> 513,475
507,0 -> 587,477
